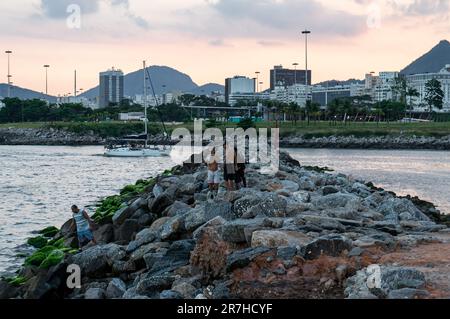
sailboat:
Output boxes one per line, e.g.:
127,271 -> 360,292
104,61 -> 171,157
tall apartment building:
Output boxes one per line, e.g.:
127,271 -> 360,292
270,65 -> 311,90
225,76 -> 256,105
99,68 -> 124,108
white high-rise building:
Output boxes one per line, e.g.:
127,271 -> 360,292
407,65 -> 450,112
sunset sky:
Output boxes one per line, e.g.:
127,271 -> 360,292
1,0 -> 449,95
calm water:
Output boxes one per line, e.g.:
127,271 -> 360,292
0,146 -> 449,275
0,146 -> 176,276
287,148 -> 450,215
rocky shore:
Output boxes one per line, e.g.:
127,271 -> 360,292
0,127 -> 104,146
1,152 -> 450,299
280,135 -> 450,150
2,127 -> 450,150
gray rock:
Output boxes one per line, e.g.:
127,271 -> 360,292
234,195 -> 263,217
298,176 -> 316,191
172,282 -> 197,299
70,244 -> 126,277
162,201 -> 191,217
160,214 -> 186,240
106,278 -> 127,299
387,288 -> 430,299
93,224 -> 114,244
84,288 -> 106,299
322,186 -> 339,196
219,219 -> 265,244
136,275 -> 175,296
126,228 -> 157,253
114,219 -> 141,243
279,180 -> 300,192
137,213 -> 154,227
192,216 -> 227,241
291,191 -> 311,203
227,247 -> 271,271
378,198 -> 430,223
300,234 -> 352,260
149,193 -> 175,215
246,194 -> 287,218
160,290 -> 183,299
345,266 -> 427,299
251,230 -> 310,248
113,197 -> 147,226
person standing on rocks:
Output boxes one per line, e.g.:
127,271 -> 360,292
223,142 -> 236,191
70,205 -> 97,249
234,147 -> 247,189
205,147 -> 220,200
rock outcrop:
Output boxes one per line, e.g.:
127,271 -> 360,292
1,151 -> 449,299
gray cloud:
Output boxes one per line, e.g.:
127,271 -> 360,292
207,0 -> 367,37
39,0 -> 149,29
406,0 -> 449,15
40,0 -> 99,18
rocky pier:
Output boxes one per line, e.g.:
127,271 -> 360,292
1,152 -> 450,299
0,127 -> 104,146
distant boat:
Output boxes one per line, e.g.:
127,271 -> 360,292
104,61 -> 171,158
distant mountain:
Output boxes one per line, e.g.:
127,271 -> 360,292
190,83 -> 224,95
314,79 -> 364,86
0,84 -> 56,102
81,65 -> 201,99
401,40 -> 450,75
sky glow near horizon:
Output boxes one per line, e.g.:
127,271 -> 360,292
0,0 -> 449,95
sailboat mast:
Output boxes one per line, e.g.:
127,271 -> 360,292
143,60 -> 148,147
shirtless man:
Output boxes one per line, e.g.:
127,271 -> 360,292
206,147 -> 220,199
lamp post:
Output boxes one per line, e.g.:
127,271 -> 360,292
302,30 -> 311,124
44,65 -> 50,95
255,71 -> 260,93
301,30 -> 311,99
5,51 -> 12,98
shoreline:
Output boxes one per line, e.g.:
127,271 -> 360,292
2,127 -> 450,150
1,151 -> 449,299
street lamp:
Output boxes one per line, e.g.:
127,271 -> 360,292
43,65 -> 50,95
302,29 -> 311,124
301,30 -> 311,99
5,51 -> 12,98
255,71 -> 260,93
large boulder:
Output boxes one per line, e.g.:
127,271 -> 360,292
246,194 -> 287,218
234,195 -> 262,217
378,198 -> 431,222
70,243 -> 126,277
84,288 -> 106,299
112,197 -> 147,226
219,219 -> 265,244
144,240 -> 195,275
162,201 -> 191,217
184,201 -> 233,232
226,247 -> 271,272
149,193 -> 175,215
94,224 -> 114,244
126,228 -> 158,253
345,266 -> 427,299
251,230 -> 310,248
106,278 -> 127,299
114,219 -> 141,243
300,234 -> 352,260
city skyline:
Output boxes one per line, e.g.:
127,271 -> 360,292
1,0 -> 449,95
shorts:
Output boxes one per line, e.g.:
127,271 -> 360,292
207,170 -> 220,184
77,229 -> 94,246
223,172 -> 235,181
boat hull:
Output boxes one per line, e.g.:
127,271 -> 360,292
104,147 -> 170,157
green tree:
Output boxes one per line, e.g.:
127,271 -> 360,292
424,79 -> 444,114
